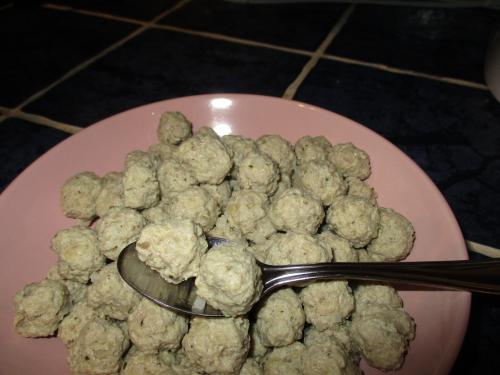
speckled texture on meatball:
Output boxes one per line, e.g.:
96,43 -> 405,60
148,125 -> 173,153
61,171 -> 101,219
95,171 -> 124,218
255,288 -> 305,347
13,279 -> 70,338
95,207 -> 146,260
317,231 -> 359,262
157,111 -> 192,145
68,317 -> 129,375
237,152 -> 280,195
240,358 -> 263,375
123,151 -> 159,210
367,208 -> 415,261
269,188 -> 324,234
128,298 -> 188,352
222,134 -> 259,177
249,325 -> 268,363
46,266 -> 88,306
327,196 -> 380,248
148,142 -> 178,171
157,158 -> 197,194
202,181 -> 232,210
58,300 -> 102,347
121,348 -> 171,375
195,243 -> 263,316
86,263 -> 141,320
346,176 -> 377,206
293,160 -> 347,206
182,317 -> 250,374
354,284 -> 402,309
176,133 -> 232,184
328,143 -> 371,180
142,204 -> 171,224
294,135 -> 331,164
257,135 -> 296,177
300,281 -> 355,331
263,342 -> 305,375
136,220 -> 208,284
209,214 -> 246,243
159,349 -> 204,375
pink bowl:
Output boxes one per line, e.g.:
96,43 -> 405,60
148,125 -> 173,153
0,94 -> 469,374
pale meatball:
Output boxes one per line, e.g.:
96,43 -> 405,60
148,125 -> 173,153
300,281 -> 355,331
222,134 -> 259,176
367,208 -> 415,261
255,288 -> 305,347
350,304 -> 415,371
157,158 -> 197,194
209,214 -> 246,243
237,152 -> 280,195
58,300 -> 102,347
136,220 -> 208,284
46,266 -> 88,306
68,317 -> 129,375
264,232 -> 332,266
182,317 -> 250,374
326,196 -> 380,248
95,207 -> 146,260
346,176 -> 377,205
170,186 -> 220,232
176,133 -> 232,184
257,135 -> 296,177
269,173 -> 291,203
247,234 -> 279,263
202,181 -> 232,209
328,143 -> 371,180
121,348 -> 171,375
123,150 -> 159,209
263,342 -> 305,375
240,358 -> 263,375
157,111 -> 192,145
128,298 -> 188,352
293,160 -> 347,206
317,231 -> 359,262
52,226 -> 106,283
159,350 -> 203,375
354,284 -> 402,309
148,142 -> 177,170
303,328 -> 361,375
269,188 -> 324,234
195,243 -> 263,316
196,126 -> 220,138
142,204 -> 171,224
61,171 -> 101,219
13,279 -> 70,337
86,263 -> 141,320
249,325 -> 269,363
95,171 -> 124,217
294,135 -> 331,164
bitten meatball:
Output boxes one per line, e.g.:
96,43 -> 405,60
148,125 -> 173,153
269,188 -> 324,234
13,279 -> 70,337
157,111 -> 192,145
95,171 -> 124,218
328,143 -> 371,180
182,317 -> 250,374
86,263 -> 141,320
367,208 -> 415,261
263,342 -> 305,375
293,160 -> 347,206
61,171 -> 101,219
327,196 -> 380,248
176,133 -> 232,184
136,219 -> 208,284
195,243 -> 263,316
58,300 -> 102,347
346,176 -> 377,206
255,288 -> 305,347
123,151 -> 159,209
317,231 -> 359,262
52,226 -> 106,282
157,158 -> 197,194
294,135 -> 331,164
95,207 -> 146,260
121,348 -> 172,375
257,135 -> 296,177
128,298 -> 188,352
237,152 -> 280,195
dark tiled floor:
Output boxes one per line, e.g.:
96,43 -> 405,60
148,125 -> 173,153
25,28 -> 308,126
160,0 -> 348,51
0,118 -> 69,191
327,5 -> 500,82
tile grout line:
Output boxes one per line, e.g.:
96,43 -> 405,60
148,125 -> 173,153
282,4 -> 356,100
467,240 -> 500,258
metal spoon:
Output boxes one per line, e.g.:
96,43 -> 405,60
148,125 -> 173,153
117,237 -> 500,317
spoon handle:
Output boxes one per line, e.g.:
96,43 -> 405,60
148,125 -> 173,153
261,259 -> 500,294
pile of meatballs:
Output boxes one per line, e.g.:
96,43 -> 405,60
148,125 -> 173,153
13,111 -> 416,375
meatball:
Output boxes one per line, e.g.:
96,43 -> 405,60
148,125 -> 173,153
86,263 -> 141,320
346,176 -> 377,206
222,134 -> 259,177
58,300 -> 102,347
317,231 -> 359,262
128,298 -> 188,352
136,219 -> 208,284
95,207 -> 146,260
202,181 -> 232,210
142,204 -> 171,224
148,142 -> 177,170
293,160 -> 347,206
61,171 -> 101,219
95,171 -> 124,218
46,266 -> 88,306
182,317 -> 250,374
367,208 -> 415,261
326,196 -> 380,248
123,151 -> 159,209
299,281 -> 355,331
294,135 -> 331,164
257,135 -> 296,177
68,317 -> 129,375
195,243 -> 263,316
240,358 -> 263,375
354,283 -> 402,309
328,143 -> 371,180
13,279 -> 70,337
157,111 -> 192,145
121,348 -> 172,375
263,342 -> 305,375
269,188 -> 324,234
209,214 -> 246,243
176,133 -> 232,184
255,288 -> 305,347
51,226 -> 105,283
237,152 -> 280,195
249,325 -> 269,363
157,158 -> 197,194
